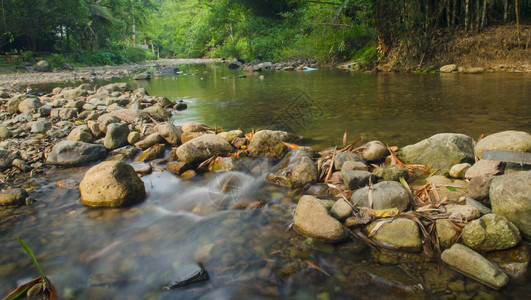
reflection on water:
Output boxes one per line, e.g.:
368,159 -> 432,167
4,65 -> 530,299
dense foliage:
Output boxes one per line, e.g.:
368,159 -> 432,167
1,0 -> 529,65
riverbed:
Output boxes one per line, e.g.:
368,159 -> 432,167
1,63 -> 530,299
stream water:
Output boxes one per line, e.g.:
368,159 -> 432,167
1,63 -> 530,299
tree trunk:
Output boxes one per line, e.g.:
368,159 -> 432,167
451,0 -> 456,27
447,0 -> 451,27
476,0 -> 481,32
504,0 -> 508,22
481,0 -> 487,28
465,0 -> 470,30
374,0 -> 393,57
515,0 -> 520,40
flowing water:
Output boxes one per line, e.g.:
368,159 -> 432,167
1,64 -> 530,299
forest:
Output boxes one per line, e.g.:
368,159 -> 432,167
1,0 -> 530,67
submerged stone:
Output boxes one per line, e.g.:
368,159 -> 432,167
266,147 -> 318,188
163,263 -> 209,290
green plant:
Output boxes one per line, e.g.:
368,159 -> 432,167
20,51 -> 34,62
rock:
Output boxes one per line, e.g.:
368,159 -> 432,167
176,134 -> 233,164
137,144 -> 166,162
0,188 -> 28,206
462,214 -> 521,252
157,97 -> 173,108
485,244 -> 529,282
468,175 -> 494,201
445,204 -> 481,221
61,88 -> 86,99
144,105 -> 170,119
7,97 -> 21,114
350,181 -> 410,211
79,161 -> 146,207
127,131 -> 141,144
490,171 -> 531,238
362,141 -> 389,162
180,131 -> 204,144
266,147 -> 318,188
180,170 -> 196,179
304,238 -> 335,254
30,120 -> 51,133
247,130 -> 289,160
103,123 -> 129,150
449,163 -> 471,179
130,162 -> 152,175
399,133 -> 475,170
46,141 -> 107,166
133,72 -> 151,80
372,166 -> 409,182
166,161 -> 191,175
341,160 -> 368,171
174,103 -> 187,111
12,158 -> 31,172
436,219 -> 460,248
464,67 -> 485,74
440,64 -> 458,73
465,160 -> 504,179
135,133 -> 163,149
58,108 -> 76,120
218,130 -> 243,142
61,63 -> 74,70
154,122 -> 182,145
18,98 -> 41,114
109,109 -> 149,123
163,263 -> 209,290
67,125 -> 93,143
228,61 -> 242,69
0,150 -> 16,170
158,67 -> 179,76
425,175 -> 467,202
330,198 -> 352,220
34,60 -> 52,72
365,218 -> 422,252
341,170 -> 375,189
0,126 -> 12,139
87,121 -> 103,138
441,244 -> 508,289
293,195 -> 348,243
334,151 -> 367,170
181,122 -> 210,133
475,131 -> 531,159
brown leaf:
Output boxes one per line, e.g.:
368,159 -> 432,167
324,147 -> 337,183
305,260 -> 331,277
342,130 -> 348,148
282,142 -> 300,150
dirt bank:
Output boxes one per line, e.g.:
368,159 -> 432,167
0,58 -> 221,89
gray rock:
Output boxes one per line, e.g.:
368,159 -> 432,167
365,218 -> 422,252
465,160 -> 505,179
304,238 -> 335,254
331,198 -> 353,220
218,130 -> 244,142
67,125 -> 93,143
103,123 -> 129,150
144,105 -> 170,119
445,204 -> 481,221
449,163 -> 472,179
266,147 -> 318,188
425,175 -> 467,202
341,160 -> 368,171
465,196 -> 492,215
440,64 -> 458,73
61,88 -> 86,99
30,120 -> 52,133
441,244 -> 508,289
157,97 -> 173,108
228,61 -> 242,69
490,171 -> 531,238
468,175 -> 494,201
0,126 -> 12,139
109,109 -> 149,123
0,188 -> 28,206
362,141 -> 389,162
0,150 -> 16,170
293,195 -> 348,243
399,133 -> 475,170
12,158 -> 31,172
351,181 -> 410,211
127,131 -> 141,144
133,72 -> 151,80
475,131 -> 531,159
372,166 -> 409,182
46,141 -> 107,166
136,144 -> 166,162
135,133 -> 164,150
7,97 -> 21,114
163,263 -> 209,290
34,60 -> 52,72
18,98 -> 41,114
166,161 -> 191,175
154,122 -> 182,145
334,151 -> 367,170
97,115 -> 120,133
176,134 -> 233,164
247,130 -> 289,160
59,108 -> 76,120
79,161 -> 146,207
436,219 -> 460,248
181,122 -> 210,133
462,214 -> 521,251
341,170 -> 375,189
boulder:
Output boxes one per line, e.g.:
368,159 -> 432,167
331,198 -> 353,220
127,131 -> 141,144
133,72 -> 151,80
341,170 -> 375,190
218,130 -> 244,142
341,160 -> 368,171
334,151 -> 367,170
449,163 -> 471,179
365,218 -> 422,252
490,171 -> 531,238
465,160 -> 504,179
46,141 -> 107,166
0,126 -> 12,140
166,161 -> 191,175
18,98 -> 41,114
440,64 -> 458,73
0,188 -> 28,206
176,134 -> 233,164
79,161 -> 146,207
103,123 -> 129,150
181,131 -> 204,144
372,166 -> 409,182
425,175 -> 467,202
247,130 -> 289,160
465,197 -> 492,215
7,97 -> 21,114
467,175 -> 494,201
137,144 -> 166,162
67,125 -> 93,143
135,133 -> 164,150
399,133 -> 475,170
266,147 -> 318,188
154,122 -> 183,145
441,244 -> 508,289
475,131 -> 531,159
61,88 -> 86,99
485,244 -> 530,282
463,67 -> 485,74
181,122 -> 210,133
462,214 -> 521,252
293,195 -> 348,243
362,141 -> 389,162
350,181 -> 410,211
228,61 -> 242,69
445,204 -> 481,221
34,60 -> 52,72
144,105 -> 170,119
30,120 -> 52,133
436,219 -> 460,248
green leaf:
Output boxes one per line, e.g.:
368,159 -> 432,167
16,237 -> 50,289
446,186 -> 457,192
7,285 -> 31,300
